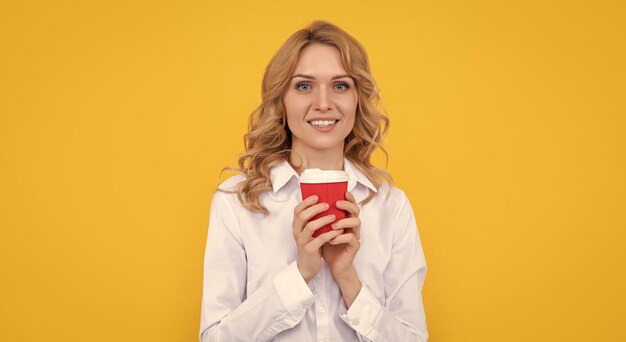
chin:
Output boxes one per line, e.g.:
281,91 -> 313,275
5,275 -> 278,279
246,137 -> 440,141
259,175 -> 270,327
294,137 -> 346,152
310,143 -> 343,151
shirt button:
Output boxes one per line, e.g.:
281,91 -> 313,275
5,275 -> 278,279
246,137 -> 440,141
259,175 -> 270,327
316,272 -> 322,278
351,319 -> 360,326
319,305 -> 326,313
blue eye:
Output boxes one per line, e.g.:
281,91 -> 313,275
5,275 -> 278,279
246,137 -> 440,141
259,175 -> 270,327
335,82 -> 350,91
296,82 -> 311,91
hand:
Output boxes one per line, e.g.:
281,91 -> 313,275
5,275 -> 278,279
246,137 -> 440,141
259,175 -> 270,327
322,191 -> 361,278
293,195 -> 344,283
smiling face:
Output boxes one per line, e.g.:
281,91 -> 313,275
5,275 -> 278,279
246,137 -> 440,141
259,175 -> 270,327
283,43 -> 358,155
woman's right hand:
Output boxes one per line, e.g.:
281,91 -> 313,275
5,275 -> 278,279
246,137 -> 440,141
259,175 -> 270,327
292,195 -> 344,283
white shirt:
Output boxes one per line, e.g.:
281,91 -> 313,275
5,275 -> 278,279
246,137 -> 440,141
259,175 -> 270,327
200,158 -> 428,341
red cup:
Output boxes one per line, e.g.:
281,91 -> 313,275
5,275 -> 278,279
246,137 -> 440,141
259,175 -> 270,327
299,169 -> 349,237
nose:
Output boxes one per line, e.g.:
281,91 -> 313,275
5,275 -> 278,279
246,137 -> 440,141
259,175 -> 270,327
314,87 -> 331,112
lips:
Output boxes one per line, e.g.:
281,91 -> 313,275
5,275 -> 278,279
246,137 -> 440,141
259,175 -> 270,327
309,119 -> 338,127
307,115 -> 340,125
308,120 -> 338,132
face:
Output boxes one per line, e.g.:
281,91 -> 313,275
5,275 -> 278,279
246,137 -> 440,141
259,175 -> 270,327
283,43 -> 358,153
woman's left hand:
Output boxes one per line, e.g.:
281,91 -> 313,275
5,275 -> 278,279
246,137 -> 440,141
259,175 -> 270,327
321,191 -> 361,278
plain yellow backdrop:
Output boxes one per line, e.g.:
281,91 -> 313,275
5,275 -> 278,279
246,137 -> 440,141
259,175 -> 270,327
1,0 -> 624,341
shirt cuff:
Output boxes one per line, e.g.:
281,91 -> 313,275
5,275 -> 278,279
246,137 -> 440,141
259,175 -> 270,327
272,261 -> 316,317
338,283 -> 382,340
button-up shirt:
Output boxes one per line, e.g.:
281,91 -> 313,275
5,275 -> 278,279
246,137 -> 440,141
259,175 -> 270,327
200,158 -> 428,341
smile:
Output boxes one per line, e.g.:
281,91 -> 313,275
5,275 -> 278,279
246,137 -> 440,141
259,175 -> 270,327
308,120 -> 338,127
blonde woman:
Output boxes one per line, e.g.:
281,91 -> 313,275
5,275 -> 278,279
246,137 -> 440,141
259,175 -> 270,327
200,21 -> 428,341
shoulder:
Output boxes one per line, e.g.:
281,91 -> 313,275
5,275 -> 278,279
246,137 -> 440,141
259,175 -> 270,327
375,183 -> 417,227
210,174 -> 246,211
216,174 -> 246,192
376,182 -> 411,207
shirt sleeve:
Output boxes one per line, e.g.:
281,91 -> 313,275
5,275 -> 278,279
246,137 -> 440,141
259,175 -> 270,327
199,190 -> 316,342
338,190 -> 429,341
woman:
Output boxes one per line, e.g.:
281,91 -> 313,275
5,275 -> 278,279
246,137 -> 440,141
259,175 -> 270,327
200,21 -> 428,341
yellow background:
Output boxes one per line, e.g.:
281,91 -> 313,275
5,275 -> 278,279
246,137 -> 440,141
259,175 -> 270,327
1,0 -> 624,341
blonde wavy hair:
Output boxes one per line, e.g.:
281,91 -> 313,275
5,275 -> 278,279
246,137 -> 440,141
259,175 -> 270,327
220,20 -> 393,215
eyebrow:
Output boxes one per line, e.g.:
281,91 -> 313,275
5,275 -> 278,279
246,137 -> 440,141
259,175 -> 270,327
291,73 -> 353,80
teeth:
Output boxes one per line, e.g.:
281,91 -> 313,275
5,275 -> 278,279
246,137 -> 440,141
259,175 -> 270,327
310,120 -> 338,127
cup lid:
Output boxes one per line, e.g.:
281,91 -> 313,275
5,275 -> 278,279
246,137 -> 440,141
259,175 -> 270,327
299,168 -> 349,183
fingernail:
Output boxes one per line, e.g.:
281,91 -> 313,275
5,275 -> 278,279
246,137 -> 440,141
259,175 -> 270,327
329,215 -> 335,220
323,203 -> 329,209
311,195 -> 318,201
331,223 -> 338,229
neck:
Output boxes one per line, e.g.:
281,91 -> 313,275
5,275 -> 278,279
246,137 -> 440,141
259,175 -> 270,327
289,141 -> 345,175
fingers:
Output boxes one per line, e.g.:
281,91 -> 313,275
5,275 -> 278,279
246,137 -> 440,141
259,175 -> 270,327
294,203 -> 330,238
299,202 -> 330,225
336,192 -> 360,218
294,195 -> 318,214
294,192 -> 361,245
293,195 -> 319,227
330,217 -> 361,239
299,214 -> 336,243
307,229 -> 343,251
328,232 -> 360,248
293,196 -> 328,234
335,192 -> 361,238
345,191 -> 357,204
330,217 -> 360,230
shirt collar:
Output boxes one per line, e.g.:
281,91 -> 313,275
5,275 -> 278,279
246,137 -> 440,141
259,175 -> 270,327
269,158 -> 378,194
269,160 -> 299,193
343,158 -> 378,193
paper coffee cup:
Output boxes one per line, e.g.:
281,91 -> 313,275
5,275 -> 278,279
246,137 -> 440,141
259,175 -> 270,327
299,169 -> 349,237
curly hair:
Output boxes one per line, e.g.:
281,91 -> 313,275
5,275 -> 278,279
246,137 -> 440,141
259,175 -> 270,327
220,20 -> 393,215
